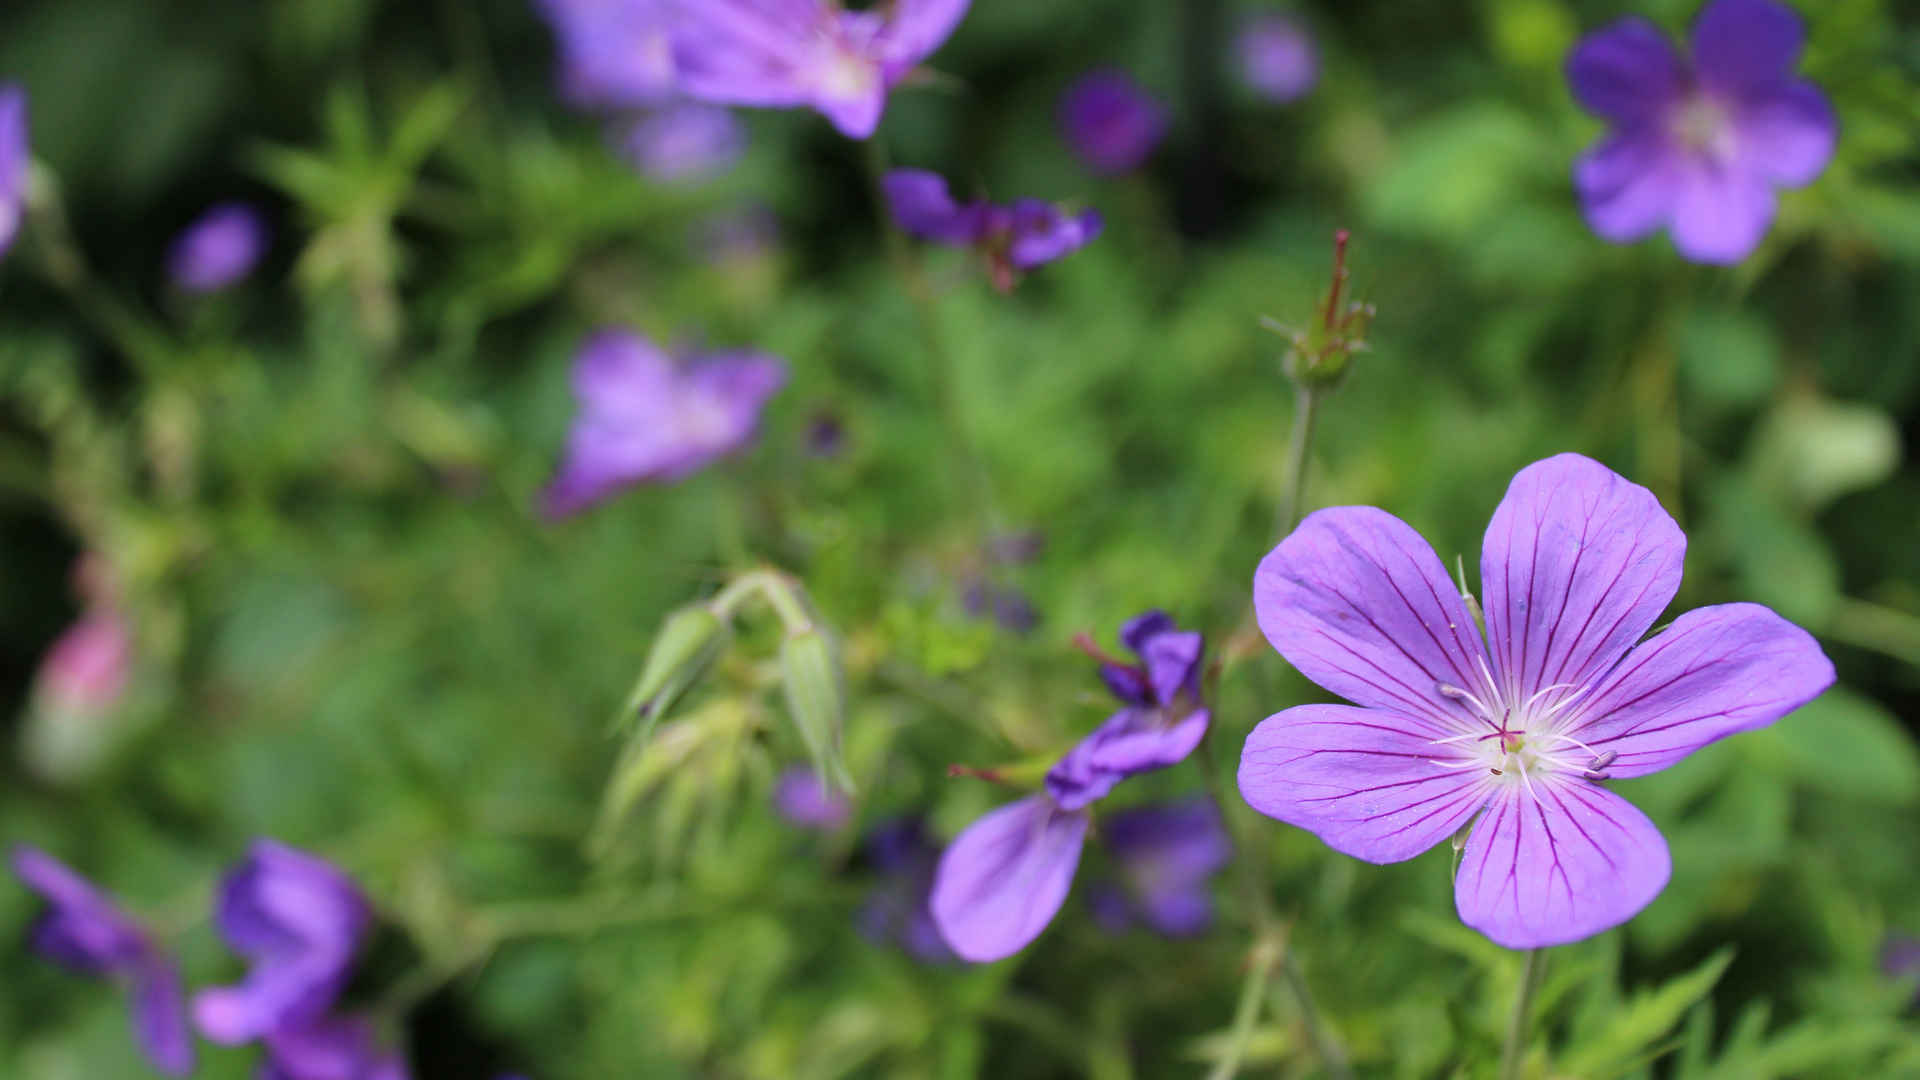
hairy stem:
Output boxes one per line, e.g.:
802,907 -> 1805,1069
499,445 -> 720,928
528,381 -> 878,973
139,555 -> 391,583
1500,948 -> 1546,1080
1276,381 -> 1320,537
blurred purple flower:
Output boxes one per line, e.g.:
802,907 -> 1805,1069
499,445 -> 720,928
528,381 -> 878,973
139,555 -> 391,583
194,841 -> 372,1046
1238,15 -> 1318,103
535,0 -> 679,108
774,766 -> 852,829
543,331 -> 786,518
1568,0 -> 1836,264
168,203 -> 268,293
0,84 -> 27,259
620,103 -> 745,182
987,529 -> 1046,565
1884,934 -> 1920,1009
668,0 -> 972,138
1087,799 -> 1230,937
1059,70 -> 1167,175
34,609 -> 133,719
1238,453 -> 1834,948
804,410 -> 845,457
259,1014 -> 411,1080
960,578 -> 1038,635
11,846 -> 195,1076
882,169 -> 1101,290
856,818 -> 953,962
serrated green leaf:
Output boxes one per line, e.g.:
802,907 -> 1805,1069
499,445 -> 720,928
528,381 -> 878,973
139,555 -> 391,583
1558,948 -> 1735,1078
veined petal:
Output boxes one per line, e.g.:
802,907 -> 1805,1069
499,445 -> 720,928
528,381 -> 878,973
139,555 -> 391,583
1255,506 -> 1492,730
1568,603 -> 1833,778
877,0 -> 971,71
1455,777 -> 1671,949
1480,453 -> 1685,703
1566,18 -> 1687,125
1669,161 -> 1777,264
130,958 -> 196,1076
1574,130 -> 1684,242
1238,704 -> 1492,864
930,796 -> 1088,962
1737,79 -> 1835,187
1693,0 -> 1805,96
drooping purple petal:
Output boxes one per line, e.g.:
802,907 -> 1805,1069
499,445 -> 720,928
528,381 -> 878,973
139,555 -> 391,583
130,958 -> 196,1077
1737,80 -> 1836,186
929,795 -> 1089,962
1044,707 -> 1209,811
0,85 -> 28,258
1566,602 -> 1833,778
1692,0 -> 1805,96
1574,131 -> 1684,243
1254,506 -> 1492,730
1480,453 -> 1685,703
1565,19 -> 1688,126
1238,704 -> 1492,863
882,169 -> 980,243
1668,160 -> 1778,264
1454,777 -> 1671,949
875,0 -> 972,74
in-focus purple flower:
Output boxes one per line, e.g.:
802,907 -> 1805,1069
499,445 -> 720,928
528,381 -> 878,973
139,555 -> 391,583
856,817 -> 953,963
1568,0 -> 1836,264
542,331 -> 786,518
882,169 -> 1102,290
620,104 -> 745,182
259,1014 -> 411,1080
1238,453 -> 1834,949
774,766 -> 853,829
1238,15 -> 1318,104
1048,610 -> 1209,811
0,84 -> 28,259
11,846 -> 195,1076
168,203 -> 268,293
194,841 -> 372,1046
669,0 -> 972,139
1059,70 -> 1167,175
536,0 -> 679,108
1088,799 -> 1232,937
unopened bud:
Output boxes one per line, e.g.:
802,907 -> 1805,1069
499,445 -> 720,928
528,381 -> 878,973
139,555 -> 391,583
621,605 -> 729,738
779,627 -> 853,794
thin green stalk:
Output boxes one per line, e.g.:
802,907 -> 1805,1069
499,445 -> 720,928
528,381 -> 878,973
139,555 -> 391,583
1279,950 -> 1351,1080
1276,382 -> 1320,537
1208,937 -> 1281,1080
1500,948 -> 1546,1080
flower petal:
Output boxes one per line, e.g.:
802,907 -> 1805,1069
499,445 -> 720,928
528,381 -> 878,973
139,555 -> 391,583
1568,602 -> 1833,778
130,958 -> 196,1076
1238,704 -> 1493,864
1566,18 -> 1687,125
1255,506 -> 1492,729
877,0 -> 971,72
929,796 -> 1088,962
882,169 -> 977,242
1455,778 -> 1671,949
1574,130 -> 1683,242
1480,454 -> 1685,704
1693,0 -> 1805,96
1669,161 -> 1777,264
1737,79 -> 1835,187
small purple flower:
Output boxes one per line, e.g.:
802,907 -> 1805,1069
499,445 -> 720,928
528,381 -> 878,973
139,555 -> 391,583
1238,453 -> 1834,948
536,0 -> 679,108
882,169 -> 1102,290
11,846 -> 195,1076
1568,0 -> 1836,264
1048,610 -> 1209,811
193,841 -> 372,1046
0,84 -> 28,259
1238,15 -> 1318,104
259,1014 -> 411,1080
773,766 -> 852,829
542,331 -> 786,518
856,818 -> 953,963
1088,799 -> 1232,937
168,203 -> 268,293
1059,71 -> 1167,175
620,103 -> 745,182
668,0 -> 972,139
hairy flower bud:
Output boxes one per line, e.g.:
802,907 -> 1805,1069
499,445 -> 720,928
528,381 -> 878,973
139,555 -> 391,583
1268,229 -> 1372,389
622,604 -> 730,738
780,627 -> 853,794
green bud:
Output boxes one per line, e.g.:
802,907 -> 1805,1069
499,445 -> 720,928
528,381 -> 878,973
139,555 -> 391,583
1268,229 -> 1373,390
620,604 -> 729,739
779,627 -> 854,794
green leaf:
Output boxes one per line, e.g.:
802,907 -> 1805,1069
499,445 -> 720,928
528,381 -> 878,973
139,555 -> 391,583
1741,688 -> 1920,805
1558,948 -> 1735,1078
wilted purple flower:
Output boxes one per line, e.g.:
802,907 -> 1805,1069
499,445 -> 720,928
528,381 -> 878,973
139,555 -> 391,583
542,331 -> 786,518
168,203 -> 267,293
668,0 -> 972,138
194,841 -> 372,1046
11,847 -> 195,1076
620,103 -> 745,182
882,169 -> 1102,290
1568,0 -> 1836,264
857,818 -> 952,962
1088,799 -> 1231,937
259,1014 -> 411,1080
1238,15 -> 1318,104
0,84 -> 27,259
774,766 -> 852,829
1059,71 -> 1167,175
1238,453 -> 1834,948
536,0 -> 678,108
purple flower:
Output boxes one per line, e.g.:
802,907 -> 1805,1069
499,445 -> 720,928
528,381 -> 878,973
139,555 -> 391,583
881,169 -> 1102,289
1885,934 -> 1920,1009
773,766 -> 852,829
668,0 -> 972,139
542,331 -> 786,518
11,846 -> 195,1076
168,203 -> 268,293
620,104 -> 745,182
1059,71 -> 1167,175
1568,0 -> 1836,264
856,818 -> 953,963
259,1014 -> 411,1080
1237,453 -> 1834,949
194,841 -> 372,1046
536,0 -> 679,108
1048,610 -> 1209,811
1088,799 -> 1232,937
1238,15 -> 1318,104
0,84 -> 27,259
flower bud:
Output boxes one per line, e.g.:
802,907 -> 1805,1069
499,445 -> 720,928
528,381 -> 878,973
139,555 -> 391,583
779,627 -> 853,794
621,604 -> 729,738
1269,229 -> 1373,389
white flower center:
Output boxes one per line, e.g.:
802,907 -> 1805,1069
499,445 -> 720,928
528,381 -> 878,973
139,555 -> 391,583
1427,661 -> 1612,796
1667,92 -> 1738,164
817,49 -> 878,104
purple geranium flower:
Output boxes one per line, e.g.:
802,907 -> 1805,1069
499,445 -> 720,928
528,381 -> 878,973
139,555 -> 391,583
882,169 -> 1102,290
1238,15 -> 1318,104
194,841 -> 372,1046
668,0 -> 972,139
535,0 -> 679,108
11,846 -> 195,1076
1238,453 -> 1834,949
856,817 -> 953,963
260,1014 -> 411,1080
1049,610 -> 1210,810
773,766 -> 852,829
620,103 -> 745,182
542,331 -> 786,518
168,203 -> 268,293
1059,70 -> 1167,175
0,84 -> 28,259
1568,0 -> 1836,264
1088,799 -> 1232,937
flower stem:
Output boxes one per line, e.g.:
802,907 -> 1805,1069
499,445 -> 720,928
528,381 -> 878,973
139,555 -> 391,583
1208,936 -> 1280,1080
1275,381 -> 1320,538
1500,948 -> 1546,1080
1279,949 -> 1351,1079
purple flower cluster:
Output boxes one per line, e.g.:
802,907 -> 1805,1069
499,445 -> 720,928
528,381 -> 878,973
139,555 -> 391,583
930,611 -> 1215,962
883,169 -> 1102,291
0,84 -> 28,260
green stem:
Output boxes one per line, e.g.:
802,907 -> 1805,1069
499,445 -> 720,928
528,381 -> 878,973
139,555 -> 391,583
1276,382 -> 1320,537
1279,950 -> 1351,1080
1500,948 -> 1546,1080
708,567 -> 811,632
1208,937 -> 1280,1080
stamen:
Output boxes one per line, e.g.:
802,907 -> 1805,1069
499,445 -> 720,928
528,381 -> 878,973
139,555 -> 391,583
1436,681 -> 1500,731
1581,749 -> 1617,781
1533,731 -> 1605,759
1523,682 -> 1580,710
